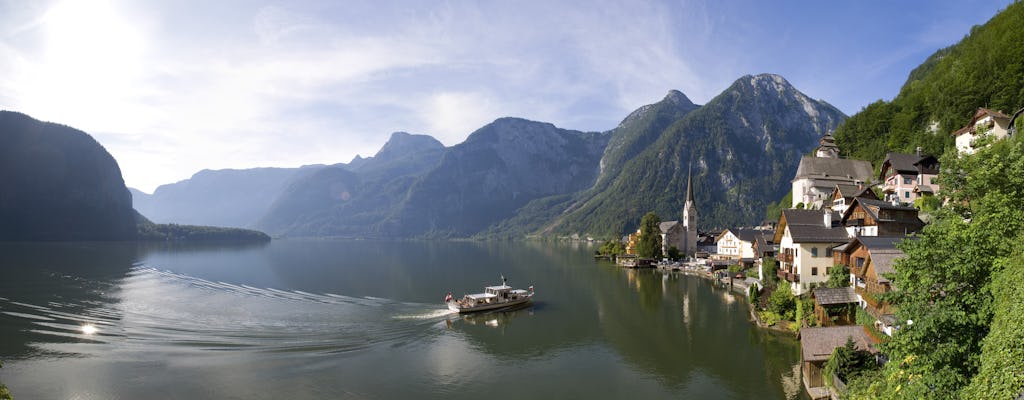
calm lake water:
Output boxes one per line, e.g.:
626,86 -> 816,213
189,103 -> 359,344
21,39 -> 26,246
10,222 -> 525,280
0,240 -> 806,399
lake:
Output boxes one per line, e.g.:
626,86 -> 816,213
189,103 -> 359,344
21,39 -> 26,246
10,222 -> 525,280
0,240 -> 806,399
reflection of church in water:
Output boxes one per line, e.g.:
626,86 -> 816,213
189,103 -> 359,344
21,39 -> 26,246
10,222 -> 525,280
660,165 -> 698,256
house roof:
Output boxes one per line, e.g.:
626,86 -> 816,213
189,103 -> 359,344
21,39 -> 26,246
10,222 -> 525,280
659,221 -> 679,234
840,198 -> 924,227
793,156 -> 874,182
774,209 -> 842,243
715,228 -> 768,243
882,152 -> 922,175
871,251 -> 904,283
788,224 -> 850,243
813,287 -> 859,305
951,107 -> 1011,136
800,326 -> 878,362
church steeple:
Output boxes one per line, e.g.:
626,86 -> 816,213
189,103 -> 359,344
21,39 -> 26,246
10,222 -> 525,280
681,162 -> 698,255
683,163 -> 697,231
685,163 -> 695,204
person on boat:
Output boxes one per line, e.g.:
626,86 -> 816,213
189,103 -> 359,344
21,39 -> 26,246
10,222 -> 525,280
444,292 -> 452,303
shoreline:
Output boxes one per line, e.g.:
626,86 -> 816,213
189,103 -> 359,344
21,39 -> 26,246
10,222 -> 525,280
658,266 -> 798,336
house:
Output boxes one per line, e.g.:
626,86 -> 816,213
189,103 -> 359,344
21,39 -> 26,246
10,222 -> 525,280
625,229 -> 640,255
828,183 -> 877,215
800,326 -> 879,399
812,286 -> 859,327
834,236 -> 908,336
696,233 -> 717,258
840,197 -> 924,237
791,134 -> 874,209
952,108 -> 1011,155
715,228 -> 768,266
774,209 -> 849,296
878,150 -> 940,205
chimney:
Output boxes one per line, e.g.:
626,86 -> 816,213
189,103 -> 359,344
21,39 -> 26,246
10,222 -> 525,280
823,209 -> 833,227
916,146 -> 922,157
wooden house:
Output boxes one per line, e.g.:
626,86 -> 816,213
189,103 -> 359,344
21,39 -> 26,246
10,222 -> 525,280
840,197 -> 924,237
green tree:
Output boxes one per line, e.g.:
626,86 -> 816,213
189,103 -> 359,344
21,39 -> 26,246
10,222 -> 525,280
768,286 -> 796,321
666,246 -> 681,260
826,264 -> 850,288
762,257 -> 779,289
598,240 -> 625,257
636,212 -> 663,259
846,132 -> 1024,399
824,337 -> 878,385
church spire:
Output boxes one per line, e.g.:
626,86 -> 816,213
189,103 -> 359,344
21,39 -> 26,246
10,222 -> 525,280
685,162 -> 695,204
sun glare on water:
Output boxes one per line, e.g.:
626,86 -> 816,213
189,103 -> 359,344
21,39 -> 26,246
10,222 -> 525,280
81,324 -> 98,335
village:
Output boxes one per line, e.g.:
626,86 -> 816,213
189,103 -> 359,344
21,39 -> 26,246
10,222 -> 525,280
602,107 -> 1019,400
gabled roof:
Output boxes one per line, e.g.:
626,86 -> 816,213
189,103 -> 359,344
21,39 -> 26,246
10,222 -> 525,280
659,221 -> 680,234
881,152 -> 923,175
840,198 -> 923,226
800,326 -> 878,362
788,224 -> 850,243
774,209 -> 842,243
951,107 -> 1010,136
793,156 -> 874,182
813,287 -> 858,305
715,228 -> 768,243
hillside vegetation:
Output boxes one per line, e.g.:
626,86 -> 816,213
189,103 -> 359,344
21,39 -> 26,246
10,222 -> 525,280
833,2 -> 1024,166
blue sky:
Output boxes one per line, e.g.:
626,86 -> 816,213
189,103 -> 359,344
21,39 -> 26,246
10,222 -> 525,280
0,0 -> 1013,192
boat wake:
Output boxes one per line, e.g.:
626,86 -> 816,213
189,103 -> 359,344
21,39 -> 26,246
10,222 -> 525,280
0,266 -> 455,359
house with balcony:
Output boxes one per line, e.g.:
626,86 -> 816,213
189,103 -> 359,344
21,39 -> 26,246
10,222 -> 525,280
840,197 -> 925,237
879,150 -> 940,205
774,209 -> 850,296
952,108 -> 1011,155
834,236 -> 908,336
812,286 -> 859,327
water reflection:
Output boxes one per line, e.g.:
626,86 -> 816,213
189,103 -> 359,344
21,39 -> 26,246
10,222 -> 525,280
0,240 -> 804,399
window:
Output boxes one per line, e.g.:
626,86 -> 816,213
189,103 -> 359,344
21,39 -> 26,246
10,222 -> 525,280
904,177 -> 913,185
812,267 -> 818,276
811,247 -> 818,257
855,257 -> 865,268
826,247 -> 833,257
904,191 -> 910,198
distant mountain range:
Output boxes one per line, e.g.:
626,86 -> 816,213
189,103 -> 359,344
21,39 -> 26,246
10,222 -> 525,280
0,111 -> 269,242
132,73 -> 844,239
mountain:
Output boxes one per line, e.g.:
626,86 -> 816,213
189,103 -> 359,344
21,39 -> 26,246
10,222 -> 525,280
534,74 -> 845,237
0,111 -> 137,241
833,1 -> 1024,165
257,131 -> 447,236
379,118 -> 610,237
133,166 -> 324,228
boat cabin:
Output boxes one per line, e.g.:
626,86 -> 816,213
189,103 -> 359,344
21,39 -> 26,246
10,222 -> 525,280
463,285 -> 529,306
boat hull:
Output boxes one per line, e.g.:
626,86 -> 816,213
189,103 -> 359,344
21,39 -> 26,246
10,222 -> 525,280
447,296 -> 532,314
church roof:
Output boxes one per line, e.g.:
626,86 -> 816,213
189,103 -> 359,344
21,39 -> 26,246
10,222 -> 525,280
793,156 -> 873,182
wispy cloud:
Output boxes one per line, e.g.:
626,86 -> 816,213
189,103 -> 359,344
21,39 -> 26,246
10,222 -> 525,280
0,0 -> 1013,191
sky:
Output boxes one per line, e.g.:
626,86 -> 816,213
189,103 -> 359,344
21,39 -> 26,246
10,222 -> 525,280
0,0 -> 1014,193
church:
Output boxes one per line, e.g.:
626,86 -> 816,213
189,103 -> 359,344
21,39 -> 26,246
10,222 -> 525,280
660,165 -> 699,256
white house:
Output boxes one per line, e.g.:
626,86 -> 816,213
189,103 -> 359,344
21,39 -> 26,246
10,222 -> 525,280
953,108 -> 1011,155
774,209 -> 850,296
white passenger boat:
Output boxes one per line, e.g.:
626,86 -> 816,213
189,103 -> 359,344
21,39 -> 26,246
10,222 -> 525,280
446,277 -> 534,314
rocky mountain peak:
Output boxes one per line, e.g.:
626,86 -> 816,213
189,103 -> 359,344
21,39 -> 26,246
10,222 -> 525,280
374,131 -> 444,161
663,90 -> 695,108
